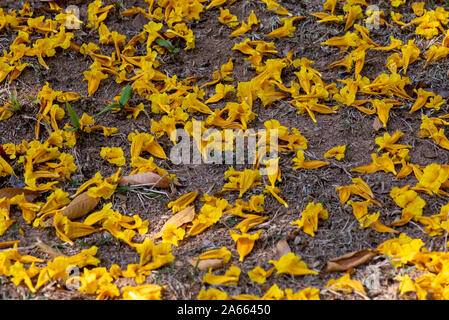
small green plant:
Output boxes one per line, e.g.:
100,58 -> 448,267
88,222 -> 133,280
76,240 -> 91,247
401,265 -> 417,276
94,85 -> 132,118
32,63 -> 44,78
346,145 -> 352,161
113,0 -> 122,15
155,38 -> 180,55
9,95 -> 21,112
96,235 -> 113,246
25,94 -> 41,105
65,101 -> 81,132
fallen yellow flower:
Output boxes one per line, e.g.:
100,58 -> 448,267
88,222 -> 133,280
377,233 -> 425,268
205,83 -> 235,104
229,11 -> 259,38
197,287 -> 229,300
350,152 -> 397,175
325,273 -> 366,295
291,202 -> 328,237
390,185 -> 426,226
234,214 -> 268,233
100,147 -> 126,167
269,252 -> 318,276
324,145 -> 346,161
161,223 -> 185,246
233,283 -> 285,300
292,150 -> 330,170
122,284 -> 165,300
247,266 -> 275,284
413,163 -> 449,196
188,203 -> 223,236
285,287 -> 320,300
128,130 -> 167,159
222,167 -> 262,198
167,191 -> 199,213
202,264 -> 241,285
53,211 -> 98,245
265,16 -> 305,38
336,177 -> 381,206
229,229 -> 263,261
218,8 -> 239,29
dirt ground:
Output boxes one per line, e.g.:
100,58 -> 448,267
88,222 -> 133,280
1,0 -> 449,300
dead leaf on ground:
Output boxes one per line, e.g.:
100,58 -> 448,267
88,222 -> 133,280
61,192 -> 99,220
153,206 -> 195,239
322,249 -> 378,272
373,116 -> 383,132
187,258 -> 226,271
274,238 -> 291,260
0,188 -> 41,202
119,172 -> 182,188
35,239 -> 65,259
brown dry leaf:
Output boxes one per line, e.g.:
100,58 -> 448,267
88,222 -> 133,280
373,116 -> 383,132
0,188 -> 41,202
35,239 -> 65,259
61,192 -> 99,220
322,249 -> 378,272
119,172 -> 181,188
153,206 -> 195,239
274,238 -> 291,260
187,258 -> 226,271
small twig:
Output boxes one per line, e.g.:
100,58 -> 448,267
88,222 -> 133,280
353,290 -> 371,300
129,188 -> 169,197
0,244 -> 36,253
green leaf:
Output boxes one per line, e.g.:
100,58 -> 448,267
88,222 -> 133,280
65,102 -> 80,131
25,95 -> 41,104
119,85 -> 133,106
94,103 -> 121,118
155,38 -> 175,52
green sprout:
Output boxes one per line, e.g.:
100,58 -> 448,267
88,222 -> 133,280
155,38 -> 180,55
65,101 -> 81,132
94,85 -> 132,118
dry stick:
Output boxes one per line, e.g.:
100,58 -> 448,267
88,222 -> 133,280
321,288 -> 342,298
353,290 -> 371,300
330,162 -> 354,179
135,191 -> 147,211
409,221 -> 426,234
0,244 -> 36,253
129,188 -> 168,196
